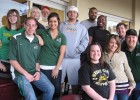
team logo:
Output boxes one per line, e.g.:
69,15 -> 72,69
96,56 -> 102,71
56,38 -> 61,43
34,45 -> 39,49
136,53 -> 140,56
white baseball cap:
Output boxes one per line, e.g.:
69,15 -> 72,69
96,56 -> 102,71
67,6 -> 78,13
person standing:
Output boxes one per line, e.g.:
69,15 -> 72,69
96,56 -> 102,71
79,42 -> 116,100
9,17 -> 54,100
80,7 -> 98,64
30,6 -> 45,29
81,7 -> 98,30
0,9 -> 24,79
122,29 -> 140,100
59,6 -> 89,94
103,34 -> 135,100
116,23 -> 127,43
37,12 -> 66,100
39,6 -> 50,29
88,15 -> 110,51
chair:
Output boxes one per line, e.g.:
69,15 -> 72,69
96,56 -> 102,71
60,94 -> 82,100
0,79 -> 42,100
0,79 -> 22,100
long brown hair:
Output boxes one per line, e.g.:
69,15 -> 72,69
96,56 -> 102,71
105,34 -> 121,53
6,9 -> 21,30
87,42 -> 108,67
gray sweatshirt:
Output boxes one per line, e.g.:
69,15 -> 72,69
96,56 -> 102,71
59,20 -> 89,59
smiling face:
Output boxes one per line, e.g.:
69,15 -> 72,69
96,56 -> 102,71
90,45 -> 101,63
48,16 -> 59,30
108,38 -> 118,53
88,8 -> 98,21
24,18 -> 37,35
8,12 -> 18,24
67,11 -> 78,20
125,35 -> 138,50
42,8 -> 50,18
30,8 -> 40,20
97,15 -> 106,28
116,25 -> 127,38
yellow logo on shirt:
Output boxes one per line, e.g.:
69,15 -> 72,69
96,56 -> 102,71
3,33 -> 12,37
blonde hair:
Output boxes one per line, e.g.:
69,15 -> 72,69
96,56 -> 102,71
30,6 -> 41,20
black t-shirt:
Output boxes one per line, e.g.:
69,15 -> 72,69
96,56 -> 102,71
88,26 -> 110,51
78,63 -> 116,100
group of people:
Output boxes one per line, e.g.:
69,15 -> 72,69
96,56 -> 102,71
79,7 -> 140,100
0,5 -> 140,100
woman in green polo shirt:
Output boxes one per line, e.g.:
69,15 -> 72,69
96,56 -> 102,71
37,12 -> 66,99
0,9 -> 24,79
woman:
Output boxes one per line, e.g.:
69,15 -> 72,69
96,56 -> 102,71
37,12 -> 66,99
79,42 -> 116,100
103,34 -> 135,100
0,9 -> 24,79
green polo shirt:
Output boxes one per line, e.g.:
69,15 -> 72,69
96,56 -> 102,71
122,44 -> 140,82
37,29 -> 66,66
0,26 -> 24,61
9,32 -> 41,76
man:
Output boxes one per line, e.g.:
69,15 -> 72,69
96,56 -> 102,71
59,6 -> 89,94
122,29 -> 140,100
80,7 -> 98,63
81,7 -> 98,29
9,17 -> 54,100
116,22 -> 127,43
30,6 -> 45,29
88,15 -> 110,51
39,6 -> 50,29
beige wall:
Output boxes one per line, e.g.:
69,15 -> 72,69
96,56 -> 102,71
134,0 -> 140,33
76,0 -> 140,33
77,0 -> 132,21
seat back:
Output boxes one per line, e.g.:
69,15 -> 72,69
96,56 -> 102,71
0,79 -> 22,100
60,94 -> 81,100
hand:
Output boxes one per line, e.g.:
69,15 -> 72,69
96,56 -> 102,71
34,72 -> 40,81
52,68 -> 59,79
0,62 -> 7,72
35,34 -> 44,46
128,86 -> 134,96
25,73 -> 35,82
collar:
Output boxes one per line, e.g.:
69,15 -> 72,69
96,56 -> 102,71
46,29 -> 61,38
104,51 -> 109,55
22,32 -> 38,43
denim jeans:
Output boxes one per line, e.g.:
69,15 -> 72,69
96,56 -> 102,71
129,82 -> 140,100
14,72 -> 55,100
114,94 -> 129,100
41,69 -> 62,100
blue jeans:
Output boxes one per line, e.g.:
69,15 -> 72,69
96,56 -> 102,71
41,69 -> 62,100
114,94 -> 129,100
129,82 -> 140,100
14,72 -> 55,100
